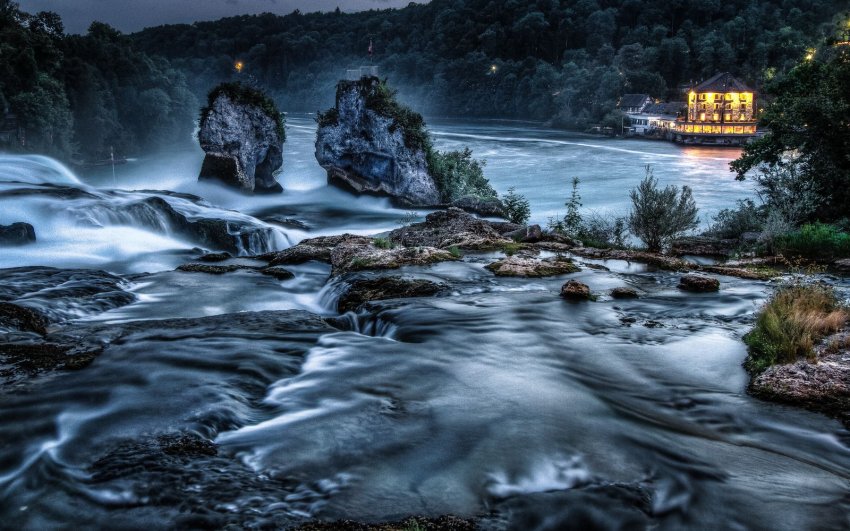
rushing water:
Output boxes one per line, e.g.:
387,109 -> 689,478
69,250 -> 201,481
1,118 -> 848,530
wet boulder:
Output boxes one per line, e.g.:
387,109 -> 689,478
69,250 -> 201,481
315,77 -> 441,206
0,302 -> 49,335
451,195 -> 506,218
198,83 -> 285,194
330,240 -> 457,276
610,287 -> 639,299
486,256 -> 579,277
260,234 -> 374,266
337,276 -> 444,312
678,274 -> 720,292
561,280 -> 592,300
176,263 -> 258,275
0,222 -> 35,246
389,208 -> 511,250
504,224 -> 544,243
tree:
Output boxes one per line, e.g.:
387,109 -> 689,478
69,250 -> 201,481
563,176 -> 583,237
628,166 -> 699,252
502,186 -> 531,224
731,46 -> 850,222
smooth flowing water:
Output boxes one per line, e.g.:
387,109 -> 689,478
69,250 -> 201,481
1,118 -> 848,530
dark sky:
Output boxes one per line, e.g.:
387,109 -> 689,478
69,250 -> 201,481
17,0 -> 423,34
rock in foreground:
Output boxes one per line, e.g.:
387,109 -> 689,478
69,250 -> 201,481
198,83 -> 285,194
338,276 -> 444,312
561,280 -> 592,300
678,274 -> 720,292
0,222 -> 36,246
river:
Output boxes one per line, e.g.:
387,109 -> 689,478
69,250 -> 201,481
0,117 -> 848,530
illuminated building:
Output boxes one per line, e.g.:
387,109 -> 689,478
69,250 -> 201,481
672,72 -> 757,146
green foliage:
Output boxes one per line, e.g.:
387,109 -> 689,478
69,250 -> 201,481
706,199 -> 764,239
361,78 -> 430,152
774,223 -> 850,260
502,187 -> 531,224
427,147 -> 497,203
448,245 -> 462,258
563,177 -> 583,238
578,212 -> 628,249
202,82 -> 285,141
628,166 -> 699,252
502,242 -> 522,256
316,106 -> 339,127
373,237 -> 393,249
732,46 -> 850,222
0,4 -> 198,159
744,283 -> 847,373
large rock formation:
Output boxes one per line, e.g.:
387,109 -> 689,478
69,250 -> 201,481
315,77 -> 441,206
198,83 -> 285,194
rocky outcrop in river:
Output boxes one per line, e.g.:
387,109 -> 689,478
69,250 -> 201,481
389,207 -> 511,249
0,222 -> 35,245
198,83 -> 285,194
315,77 -> 441,206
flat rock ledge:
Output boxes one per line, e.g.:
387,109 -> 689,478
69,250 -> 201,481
389,207 -> 511,250
337,277 -> 445,313
486,256 -> 579,277
750,351 -> 850,426
255,233 -> 457,276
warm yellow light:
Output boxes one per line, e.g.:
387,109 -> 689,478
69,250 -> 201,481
490,65 -> 497,73
234,61 -> 244,73
804,48 -> 816,61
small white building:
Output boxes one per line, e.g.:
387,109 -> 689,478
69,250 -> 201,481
627,102 -> 684,137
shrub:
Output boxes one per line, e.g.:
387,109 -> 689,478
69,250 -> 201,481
427,147 -> 497,203
316,106 -> 339,127
502,187 -> 531,224
563,176 -> 583,237
706,199 -> 764,239
502,242 -> 522,256
578,211 -> 627,249
373,237 -> 392,249
744,283 -> 848,373
773,223 -> 850,260
448,246 -> 462,258
627,166 -> 699,252
201,82 -> 285,141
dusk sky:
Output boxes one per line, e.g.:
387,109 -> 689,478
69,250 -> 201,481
17,0 -> 423,34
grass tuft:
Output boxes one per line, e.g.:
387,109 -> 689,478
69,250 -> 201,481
744,283 -> 848,373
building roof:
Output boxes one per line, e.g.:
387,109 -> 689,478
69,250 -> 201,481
618,94 -> 651,108
692,72 -> 753,93
643,102 -> 685,116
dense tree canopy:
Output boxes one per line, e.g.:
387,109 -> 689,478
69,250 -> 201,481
0,0 -> 196,159
133,0 -> 846,127
732,45 -> 850,222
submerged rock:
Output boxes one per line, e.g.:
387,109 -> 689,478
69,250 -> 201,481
295,515 -> 477,531
198,83 -> 285,194
389,208 -> 511,250
176,263 -> 257,275
678,274 -> 720,292
561,280 -> 592,300
0,302 -> 49,335
486,255 -> 580,277
0,222 -> 36,246
125,196 -> 273,255
315,77 -> 441,206
337,276 -> 444,312
260,266 -> 295,280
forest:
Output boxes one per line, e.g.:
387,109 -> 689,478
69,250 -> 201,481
132,0 -> 848,127
1,0 -> 848,159
0,0 -> 196,159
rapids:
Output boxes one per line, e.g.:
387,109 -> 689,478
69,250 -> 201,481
0,118 -> 848,530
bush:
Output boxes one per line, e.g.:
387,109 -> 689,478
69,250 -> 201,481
578,211 -> 627,249
427,147 -> 497,203
316,106 -> 339,127
373,237 -> 392,249
563,176 -> 583,237
744,283 -> 847,373
502,187 -> 531,224
201,82 -> 285,141
706,199 -> 764,239
627,166 -> 698,252
773,223 -> 850,260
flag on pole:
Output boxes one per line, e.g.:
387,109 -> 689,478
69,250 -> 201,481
368,39 -> 373,57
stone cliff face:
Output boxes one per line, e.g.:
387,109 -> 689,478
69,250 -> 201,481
198,86 -> 284,194
315,77 -> 441,206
